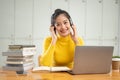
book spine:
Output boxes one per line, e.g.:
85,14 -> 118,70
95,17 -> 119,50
2,64 -> 33,71
2,51 -> 23,56
6,62 -> 34,67
6,60 -> 33,64
2,49 -> 36,56
9,45 -> 35,50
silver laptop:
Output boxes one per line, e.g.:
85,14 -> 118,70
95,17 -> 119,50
68,46 -> 114,74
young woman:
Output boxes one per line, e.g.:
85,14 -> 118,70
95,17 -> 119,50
39,9 -> 84,68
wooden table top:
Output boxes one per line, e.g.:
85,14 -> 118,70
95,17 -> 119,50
0,69 -> 120,80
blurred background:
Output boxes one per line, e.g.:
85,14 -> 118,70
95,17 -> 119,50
0,0 -> 120,67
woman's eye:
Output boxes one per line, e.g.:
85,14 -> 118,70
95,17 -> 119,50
56,24 -> 60,26
64,22 -> 68,24
55,23 -> 60,26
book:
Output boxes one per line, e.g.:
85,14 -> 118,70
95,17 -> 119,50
2,45 -> 35,72
9,45 -> 35,50
2,64 -> 34,71
7,55 -> 33,59
32,66 -> 70,72
2,47 -> 36,56
6,60 -> 33,64
6,62 -> 34,67
7,58 -> 33,62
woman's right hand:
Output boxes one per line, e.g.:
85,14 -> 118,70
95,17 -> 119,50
50,26 -> 57,45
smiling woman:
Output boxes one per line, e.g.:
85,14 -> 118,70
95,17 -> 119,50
38,9 -> 84,69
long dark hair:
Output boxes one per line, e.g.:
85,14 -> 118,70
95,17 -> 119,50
51,9 -> 73,26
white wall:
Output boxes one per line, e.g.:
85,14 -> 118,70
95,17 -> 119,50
118,1 -> 120,56
0,0 -> 120,67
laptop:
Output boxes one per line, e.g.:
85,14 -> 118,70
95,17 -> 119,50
68,46 -> 114,74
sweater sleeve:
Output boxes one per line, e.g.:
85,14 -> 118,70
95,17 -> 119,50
39,37 -> 55,66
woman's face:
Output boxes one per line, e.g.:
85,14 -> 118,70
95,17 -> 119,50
54,14 -> 71,37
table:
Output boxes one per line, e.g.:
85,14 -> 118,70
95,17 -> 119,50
0,69 -> 120,80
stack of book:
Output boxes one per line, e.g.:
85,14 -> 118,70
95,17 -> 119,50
2,45 -> 36,74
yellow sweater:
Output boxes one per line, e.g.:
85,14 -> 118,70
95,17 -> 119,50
39,35 -> 84,68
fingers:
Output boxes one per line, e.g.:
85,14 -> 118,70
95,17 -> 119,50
71,24 -> 77,36
70,24 -> 79,44
50,26 -> 57,45
49,26 -> 57,37
50,25 -> 55,32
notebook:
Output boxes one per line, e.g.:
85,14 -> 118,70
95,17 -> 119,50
68,46 -> 114,74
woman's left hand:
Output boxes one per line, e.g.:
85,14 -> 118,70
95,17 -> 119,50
70,25 -> 79,44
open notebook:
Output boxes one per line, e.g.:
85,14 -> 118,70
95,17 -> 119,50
32,66 -> 70,72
